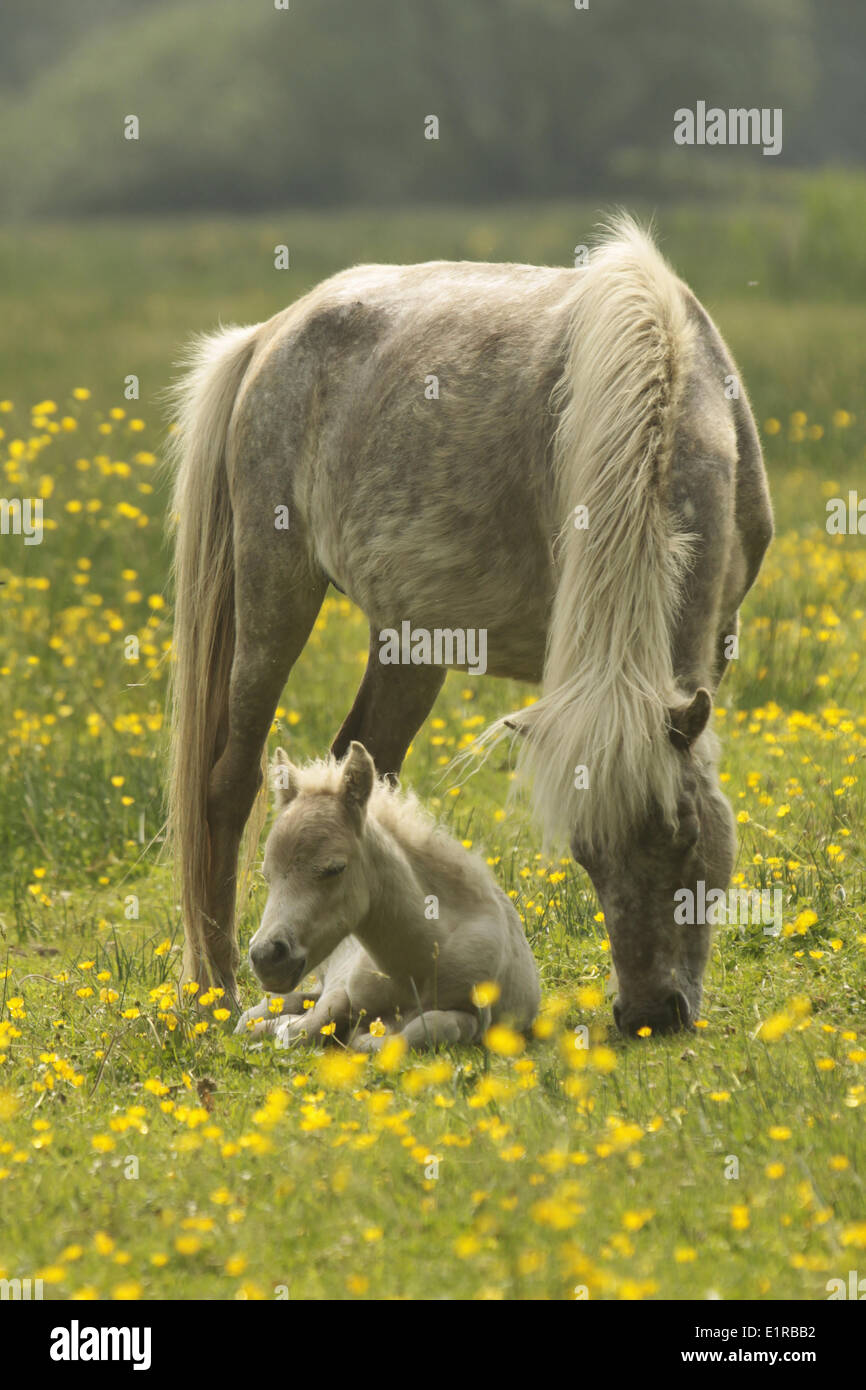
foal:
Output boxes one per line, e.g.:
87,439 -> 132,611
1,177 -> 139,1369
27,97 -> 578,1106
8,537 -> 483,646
236,742 -> 541,1050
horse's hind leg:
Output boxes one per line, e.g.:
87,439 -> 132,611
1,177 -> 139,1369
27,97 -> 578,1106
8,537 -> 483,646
200,541 -> 326,997
331,627 -> 445,776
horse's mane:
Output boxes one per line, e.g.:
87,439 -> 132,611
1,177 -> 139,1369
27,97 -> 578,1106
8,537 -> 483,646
462,215 -> 704,852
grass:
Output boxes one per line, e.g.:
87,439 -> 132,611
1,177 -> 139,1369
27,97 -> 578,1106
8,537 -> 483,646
0,203 -> 864,1301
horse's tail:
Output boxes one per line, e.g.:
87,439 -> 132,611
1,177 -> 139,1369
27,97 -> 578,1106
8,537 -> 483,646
482,216 -> 697,851
164,323 -> 261,982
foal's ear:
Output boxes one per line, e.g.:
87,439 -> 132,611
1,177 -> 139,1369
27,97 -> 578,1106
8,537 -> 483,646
667,688 -> 712,750
272,747 -> 299,807
341,741 -> 375,819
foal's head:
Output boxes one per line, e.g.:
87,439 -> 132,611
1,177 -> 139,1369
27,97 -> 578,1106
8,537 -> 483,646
248,742 -> 376,993
571,688 -> 736,1036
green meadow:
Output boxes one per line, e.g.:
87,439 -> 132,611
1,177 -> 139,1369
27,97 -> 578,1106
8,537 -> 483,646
0,198 -> 864,1300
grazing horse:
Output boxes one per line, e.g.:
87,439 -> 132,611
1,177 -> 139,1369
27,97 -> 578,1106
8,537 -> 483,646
235,742 -> 541,1049
166,216 -> 772,1033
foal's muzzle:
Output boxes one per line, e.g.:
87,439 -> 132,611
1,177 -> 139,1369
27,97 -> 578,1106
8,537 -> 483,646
249,937 -> 306,992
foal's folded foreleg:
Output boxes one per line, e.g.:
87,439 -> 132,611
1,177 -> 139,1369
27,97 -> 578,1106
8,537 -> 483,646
234,987 -> 322,1037
272,988 -> 352,1047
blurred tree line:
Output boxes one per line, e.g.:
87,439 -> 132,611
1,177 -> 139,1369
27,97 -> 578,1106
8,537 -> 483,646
0,0 -> 862,217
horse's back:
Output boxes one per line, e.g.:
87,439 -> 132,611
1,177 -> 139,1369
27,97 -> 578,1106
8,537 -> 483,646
226,241 -> 770,688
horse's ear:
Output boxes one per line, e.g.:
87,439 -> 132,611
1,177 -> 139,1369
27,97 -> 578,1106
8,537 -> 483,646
502,703 -> 541,737
272,747 -> 299,807
668,688 -> 712,750
341,741 -> 375,818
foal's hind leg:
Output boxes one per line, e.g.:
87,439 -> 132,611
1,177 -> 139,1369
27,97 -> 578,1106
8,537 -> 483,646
357,1009 -> 482,1052
199,546 -> 327,998
331,627 -> 446,776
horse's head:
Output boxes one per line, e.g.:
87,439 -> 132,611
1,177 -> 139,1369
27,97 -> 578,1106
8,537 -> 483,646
248,742 -> 375,992
571,688 -> 736,1036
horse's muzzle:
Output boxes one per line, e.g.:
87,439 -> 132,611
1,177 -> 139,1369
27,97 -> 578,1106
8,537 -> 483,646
613,990 -> 692,1037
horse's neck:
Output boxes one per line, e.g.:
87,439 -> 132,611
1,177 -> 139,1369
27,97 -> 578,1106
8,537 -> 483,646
355,821 -> 446,981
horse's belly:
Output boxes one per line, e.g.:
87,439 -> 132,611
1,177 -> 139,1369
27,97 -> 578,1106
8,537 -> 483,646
313,445 -> 556,684
328,533 -> 552,685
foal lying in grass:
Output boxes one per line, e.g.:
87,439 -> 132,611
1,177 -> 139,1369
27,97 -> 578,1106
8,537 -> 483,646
236,742 -> 540,1050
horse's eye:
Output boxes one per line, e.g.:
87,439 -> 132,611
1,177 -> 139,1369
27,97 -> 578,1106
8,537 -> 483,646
678,817 -> 699,854
318,862 -> 346,879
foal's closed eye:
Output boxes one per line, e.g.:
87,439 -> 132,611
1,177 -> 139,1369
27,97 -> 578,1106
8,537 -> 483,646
316,862 -> 347,879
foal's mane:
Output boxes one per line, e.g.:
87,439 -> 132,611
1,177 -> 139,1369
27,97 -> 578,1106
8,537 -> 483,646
285,758 -> 499,902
